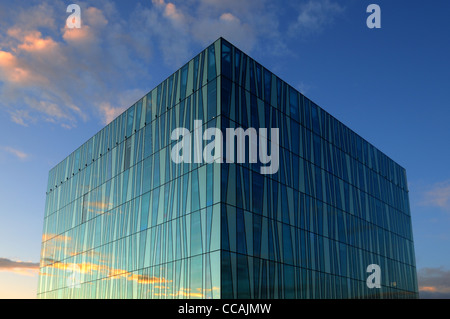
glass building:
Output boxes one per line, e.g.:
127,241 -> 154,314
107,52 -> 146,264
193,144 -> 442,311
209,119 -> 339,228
38,38 -> 418,299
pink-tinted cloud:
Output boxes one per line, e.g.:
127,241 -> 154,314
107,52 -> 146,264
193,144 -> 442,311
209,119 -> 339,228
220,13 -> 239,23
0,2 -> 153,129
164,3 -> 184,23
17,31 -> 58,52
418,267 -> 450,298
62,7 -> 108,44
98,102 -> 127,125
84,6 -> 109,27
0,50 -> 33,84
0,258 -> 39,277
0,0 -> 340,129
62,25 -> 95,43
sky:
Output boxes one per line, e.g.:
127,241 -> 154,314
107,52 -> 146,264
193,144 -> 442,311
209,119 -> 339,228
0,0 -> 449,299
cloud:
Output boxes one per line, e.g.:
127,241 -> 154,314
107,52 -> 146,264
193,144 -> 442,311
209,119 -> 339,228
137,0 -> 289,66
84,6 -> 109,28
289,0 -> 345,36
97,88 -> 146,125
219,13 -> 238,23
1,0 -> 343,129
16,31 -> 58,52
296,81 -> 313,95
62,7 -> 108,44
5,1 -> 57,31
0,50 -> 37,85
98,102 -> 126,126
420,180 -> 450,212
418,267 -> 450,298
26,98 -> 74,123
1,146 -> 30,160
0,1 -> 153,129
9,110 -> 34,127
0,258 -> 39,277
62,25 -> 95,43
163,2 -> 185,23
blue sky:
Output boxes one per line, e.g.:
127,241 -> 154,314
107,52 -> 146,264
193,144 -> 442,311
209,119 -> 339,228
0,0 -> 449,298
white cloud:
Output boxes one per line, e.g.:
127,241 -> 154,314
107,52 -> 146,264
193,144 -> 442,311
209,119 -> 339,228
9,110 -> 33,127
4,2 -> 57,33
420,180 -> 450,212
137,0 -> 289,67
296,81 -> 313,95
220,13 -> 238,23
289,0 -> 345,36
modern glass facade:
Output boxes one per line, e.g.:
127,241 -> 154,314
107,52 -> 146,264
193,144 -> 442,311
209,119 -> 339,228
38,38 -> 418,299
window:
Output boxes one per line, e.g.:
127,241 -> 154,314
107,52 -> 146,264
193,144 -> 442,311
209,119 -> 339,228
124,138 -> 132,170
221,40 -> 232,79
